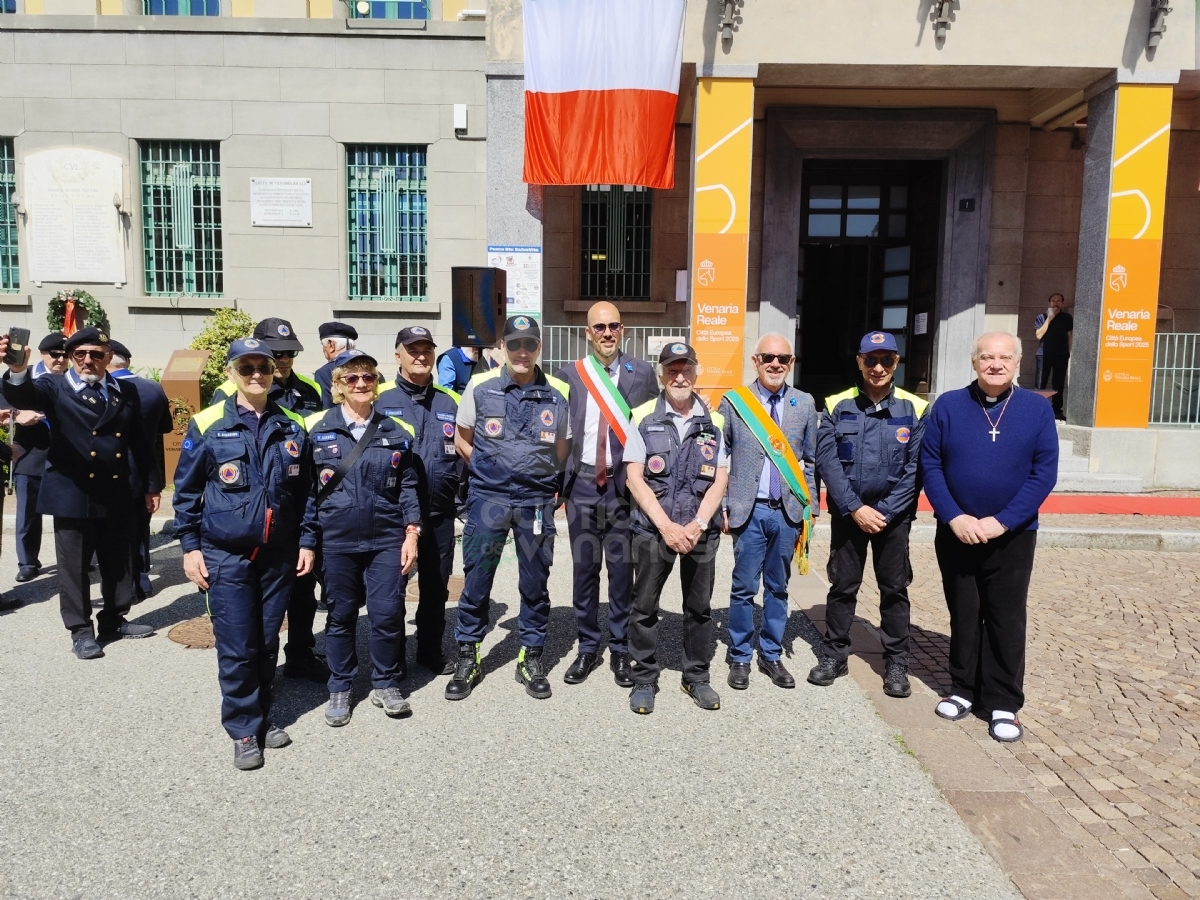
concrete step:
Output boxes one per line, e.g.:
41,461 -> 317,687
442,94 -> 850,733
1055,472 -> 1144,493
1058,455 -> 1090,473
1058,439 -> 1076,456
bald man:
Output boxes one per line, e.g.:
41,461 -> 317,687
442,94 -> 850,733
556,302 -> 658,687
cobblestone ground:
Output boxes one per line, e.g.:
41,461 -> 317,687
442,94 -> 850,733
810,539 -> 1200,899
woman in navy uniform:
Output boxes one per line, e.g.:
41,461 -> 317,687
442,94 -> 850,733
303,350 -> 421,728
174,339 -> 318,771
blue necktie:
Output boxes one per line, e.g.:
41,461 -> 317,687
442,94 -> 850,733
768,393 -> 782,501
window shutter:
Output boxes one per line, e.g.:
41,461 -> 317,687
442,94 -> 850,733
170,162 -> 194,251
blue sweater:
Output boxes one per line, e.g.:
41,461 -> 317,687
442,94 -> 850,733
920,384 -> 1059,532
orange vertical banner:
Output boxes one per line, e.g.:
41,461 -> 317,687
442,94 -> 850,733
1094,84 -> 1172,428
691,78 -> 753,406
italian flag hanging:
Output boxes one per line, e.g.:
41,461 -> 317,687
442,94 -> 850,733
575,355 -> 632,446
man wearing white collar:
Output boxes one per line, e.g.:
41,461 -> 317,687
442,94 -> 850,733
0,327 -> 161,660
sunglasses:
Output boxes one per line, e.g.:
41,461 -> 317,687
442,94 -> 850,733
862,355 -> 898,369
756,353 -> 794,365
506,339 -> 539,353
590,323 -> 623,335
46,351 -> 66,360
274,350 -> 297,360
236,363 -> 275,377
72,350 -> 108,362
340,372 -> 378,386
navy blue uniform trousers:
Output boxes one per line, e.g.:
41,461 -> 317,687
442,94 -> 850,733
409,513 -> 455,655
205,539 -> 298,741
14,474 -> 42,569
565,476 -> 633,654
455,497 -> 554,648
323,548 -> 406,693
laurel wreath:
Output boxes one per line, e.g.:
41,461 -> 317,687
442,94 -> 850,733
47,289 -> 110,333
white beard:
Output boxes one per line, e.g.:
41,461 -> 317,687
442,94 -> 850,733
79,373 -> 101,385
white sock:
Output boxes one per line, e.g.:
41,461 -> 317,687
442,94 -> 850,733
991,710 -> 1020,740
937,695 -> 972,717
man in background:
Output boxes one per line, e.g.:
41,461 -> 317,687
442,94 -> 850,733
1034,292 -> 1072,421
314,322 -> 358,408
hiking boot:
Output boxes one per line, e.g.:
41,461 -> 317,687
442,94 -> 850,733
807,656 -> 849,687
370,687 -> 412,718
883,658 -> 912,698
629,683 -> 658,715
325,691 -> 353,727
445,643 -> 483,701
682,681 -> 721,710
233,736 -> 262,771
264,724 -> 291,749
515,646 -> 552,699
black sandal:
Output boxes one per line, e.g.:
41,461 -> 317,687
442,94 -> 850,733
989,716 -> 1024,743
935,696 -> 972,721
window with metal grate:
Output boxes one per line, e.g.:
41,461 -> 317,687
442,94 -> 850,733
0,0 -> 16,14
142,0 -> 220,14
140,141 -> 222,297
0,140 -> 16,293
581,185 -> 652,301
347,0 -> 426,18
346,145 -> 427,301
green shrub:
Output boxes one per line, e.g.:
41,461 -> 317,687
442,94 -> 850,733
189,308 -> 255,405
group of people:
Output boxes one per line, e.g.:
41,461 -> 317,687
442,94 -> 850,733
0,301 -> 1059,772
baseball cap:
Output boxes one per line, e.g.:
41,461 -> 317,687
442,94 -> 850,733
332,348 -> 378,369
659,342 -> 698,366
502,315 -> 541,342
858,332 -> 900,354
64,327 -> 111,355
226,337 -> 275,364
254,317 -> 304,353
395,326 -> 437,348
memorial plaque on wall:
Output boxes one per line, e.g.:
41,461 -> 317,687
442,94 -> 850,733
24,148 -> 126,285
250,177 -> 313,228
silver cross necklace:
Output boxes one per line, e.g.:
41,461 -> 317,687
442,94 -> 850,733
977,387 -> 1015,442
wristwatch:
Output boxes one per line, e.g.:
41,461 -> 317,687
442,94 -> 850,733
693,516 -> 708,531
405,524 -> 422,537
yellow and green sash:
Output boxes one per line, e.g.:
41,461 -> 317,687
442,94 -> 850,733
724,386 -> 814,574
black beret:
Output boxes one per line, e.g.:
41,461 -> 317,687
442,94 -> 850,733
318,321 -> 358,341
63,327 -> 110,354
108,340 -> 132,360
38,333 -> 66,353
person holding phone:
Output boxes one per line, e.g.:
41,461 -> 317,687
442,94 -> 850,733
0,327 -> 160,659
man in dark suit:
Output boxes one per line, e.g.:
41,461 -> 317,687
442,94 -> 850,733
7,333 -> 67,583
555,301 -> 657,687
0,327 -> 161,660
107,340 -> 173,599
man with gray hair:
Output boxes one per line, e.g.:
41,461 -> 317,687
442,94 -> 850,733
718,332 -> 817,690
314,322 -> 358,408
920,331 -> 1058,743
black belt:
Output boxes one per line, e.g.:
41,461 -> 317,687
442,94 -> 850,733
755,497 -> 784,509
578,463 -> 615,478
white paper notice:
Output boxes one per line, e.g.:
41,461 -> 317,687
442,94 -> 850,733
25,148 -> 126,285
250,178 -> 313,228
487,245 -> 542,319
914,312 -> 928,336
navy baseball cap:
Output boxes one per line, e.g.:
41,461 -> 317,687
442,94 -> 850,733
319,321 -> 358,341
503,315 -> 541,342
332,348 -> 378,368
254,317 -> 304,353
659,341 -> 698,366
226,337 -> 275,364
858,332 -> 900,354
396,326 -> 436,348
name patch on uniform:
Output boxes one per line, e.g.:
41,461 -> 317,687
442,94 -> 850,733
313,432 -> 338,442
647,455 -> 666,474
539,430 -> 556,443
540,409 -> 555,427
319,468 -> 335,485
383,408 -> 405,418
486,389 -> 505,396
645,425 -> 666,433
895,427 -> 911,444
484,418 -> 503,437
214,431 -> 240,439
390,451 -> 402,468
219,463 -> 240,484
435,412 -> 455,422
284,439 -> 300,458
442,422 -> 455,438
699,464 -> 716,479
287,464 -> 300,477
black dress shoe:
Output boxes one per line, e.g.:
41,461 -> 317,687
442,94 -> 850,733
807,656 -> 848,686
417,651 -> 455,676
72,636 -> 105,660
727,662 -> 751,690
610,652 -> 634,687
15,566 -> 38,583
563,651 -> 602,684
0,594 -> 24,612
757,658 -> 796,688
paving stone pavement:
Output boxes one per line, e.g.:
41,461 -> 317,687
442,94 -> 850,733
809,537 -> 1200,899
0,527 -> 1020,900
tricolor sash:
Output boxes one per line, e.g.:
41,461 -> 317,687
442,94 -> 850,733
725,386 -> 814,573
575,355 -> 632,446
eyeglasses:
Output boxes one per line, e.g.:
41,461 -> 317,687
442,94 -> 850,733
978,354 -> 1016,364
506,339 -> 539,353
861,355 -> 898,369
590,323 -> 623,335
756,353 -> 794,365
72,350 -> 107,362
274,350 -> 297,360
46,351 -> 66,360
236,363 -> 275,377
340,372 -> 378,386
